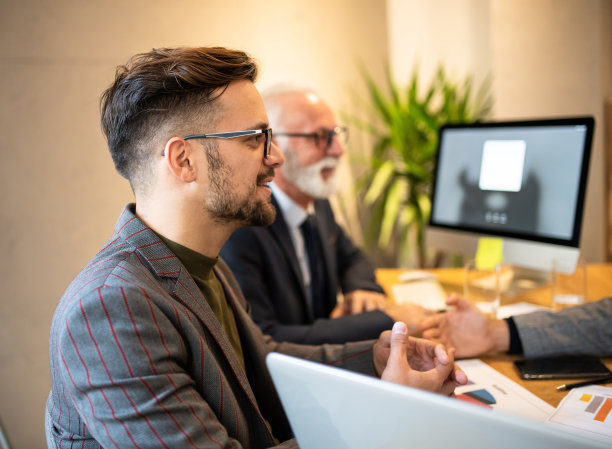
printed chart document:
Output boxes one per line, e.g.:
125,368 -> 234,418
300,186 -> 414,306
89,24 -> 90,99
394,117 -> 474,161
456,359 -> 554,421
547,385 -> 612,443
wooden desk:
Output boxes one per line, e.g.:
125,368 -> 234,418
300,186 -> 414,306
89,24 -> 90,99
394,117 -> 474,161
376,263 -> 612,407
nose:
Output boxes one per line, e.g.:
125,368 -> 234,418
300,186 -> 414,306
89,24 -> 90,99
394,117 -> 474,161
264,140 -> 284,168
326,134 -> 345,158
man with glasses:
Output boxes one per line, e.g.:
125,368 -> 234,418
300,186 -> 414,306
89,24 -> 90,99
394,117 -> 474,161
221,84 -> 430,344
46,47 -> 465,449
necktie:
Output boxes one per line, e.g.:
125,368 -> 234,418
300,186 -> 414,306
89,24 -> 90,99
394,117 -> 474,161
300,215 -> 326,318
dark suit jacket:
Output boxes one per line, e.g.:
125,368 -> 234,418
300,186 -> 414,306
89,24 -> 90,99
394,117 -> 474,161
47,204 -> 377,449
220,196 -> 393,344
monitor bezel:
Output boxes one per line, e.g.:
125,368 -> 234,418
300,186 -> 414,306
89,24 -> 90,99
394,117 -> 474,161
427,116 -> 595,249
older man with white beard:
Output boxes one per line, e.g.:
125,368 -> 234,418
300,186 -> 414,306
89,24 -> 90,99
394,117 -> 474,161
220,84 -> 430,344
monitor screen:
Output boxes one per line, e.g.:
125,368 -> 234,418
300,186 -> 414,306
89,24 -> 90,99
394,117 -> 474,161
427,117 -> 594,273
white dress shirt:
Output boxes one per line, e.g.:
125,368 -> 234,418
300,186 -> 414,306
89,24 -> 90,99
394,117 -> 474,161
269,182 -> 316,309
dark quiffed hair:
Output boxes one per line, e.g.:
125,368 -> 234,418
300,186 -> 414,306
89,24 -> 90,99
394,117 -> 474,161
100,46 -> 258,188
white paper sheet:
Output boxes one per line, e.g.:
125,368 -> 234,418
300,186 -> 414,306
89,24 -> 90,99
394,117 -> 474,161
547,385 -> 612,443
456,359 -> 555,421
391,280 -> 448,311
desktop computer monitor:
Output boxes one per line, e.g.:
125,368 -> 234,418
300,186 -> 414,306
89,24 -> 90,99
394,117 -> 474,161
426,116 -> 594,275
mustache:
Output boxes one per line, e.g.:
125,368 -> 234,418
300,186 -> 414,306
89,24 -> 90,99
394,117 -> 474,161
315,157 -> 339,169
257,167 -> 275,185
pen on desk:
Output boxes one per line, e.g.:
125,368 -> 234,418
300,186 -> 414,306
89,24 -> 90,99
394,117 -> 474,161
556,374 -> 612,392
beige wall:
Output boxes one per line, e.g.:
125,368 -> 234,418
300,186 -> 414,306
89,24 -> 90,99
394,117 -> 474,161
1,1 -> 610,448
0,1 -> 388,447
388,0 -> 612,264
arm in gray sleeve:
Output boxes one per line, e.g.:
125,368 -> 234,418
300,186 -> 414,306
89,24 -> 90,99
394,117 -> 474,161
512,297 -> 612,359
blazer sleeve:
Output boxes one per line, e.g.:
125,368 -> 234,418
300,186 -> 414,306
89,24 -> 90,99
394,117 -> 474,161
221,227 -> 393,344
512,296 -> 612,359
55,283 -> 298,449
271,311 -> 393,344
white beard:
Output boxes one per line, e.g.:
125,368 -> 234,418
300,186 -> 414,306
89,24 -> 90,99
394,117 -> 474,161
282,147 -> 340,198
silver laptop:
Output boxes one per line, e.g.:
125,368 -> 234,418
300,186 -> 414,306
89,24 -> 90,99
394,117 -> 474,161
266,352 -> 607,449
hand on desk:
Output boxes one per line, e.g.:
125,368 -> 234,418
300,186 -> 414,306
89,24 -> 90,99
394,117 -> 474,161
373,321 -> 468,396
382,303 -> 435,336
331,290 -> 387,317
331,290 -> 435,336
421,294 -> 510,358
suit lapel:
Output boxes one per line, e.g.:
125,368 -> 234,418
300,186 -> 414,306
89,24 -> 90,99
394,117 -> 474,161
313,200 -> 337,311
215,260 -> 293,440
169,268 -> 259,404
116,205 -> 260,408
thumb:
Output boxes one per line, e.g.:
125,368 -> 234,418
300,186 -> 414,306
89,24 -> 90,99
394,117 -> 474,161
381,321 -> 410,382
388,321 -> 409,362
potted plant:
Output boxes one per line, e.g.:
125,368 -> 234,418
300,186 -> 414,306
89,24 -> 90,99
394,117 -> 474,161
350,65 -> 493,268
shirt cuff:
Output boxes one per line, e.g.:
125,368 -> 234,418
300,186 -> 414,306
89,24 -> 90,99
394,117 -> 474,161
505,317 -> 524,355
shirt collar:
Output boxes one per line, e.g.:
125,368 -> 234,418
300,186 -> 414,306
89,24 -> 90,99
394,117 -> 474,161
270,182 -> 314,227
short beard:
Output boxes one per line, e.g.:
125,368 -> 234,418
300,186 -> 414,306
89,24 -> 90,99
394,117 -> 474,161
204,145 -> 276,227
281,146 -> 339,198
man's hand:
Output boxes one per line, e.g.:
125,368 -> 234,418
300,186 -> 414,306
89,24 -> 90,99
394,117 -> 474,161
330,290 -> 387,317
373,321 -> 468,396
421,294 -> 510,358
381,303 -> 435,336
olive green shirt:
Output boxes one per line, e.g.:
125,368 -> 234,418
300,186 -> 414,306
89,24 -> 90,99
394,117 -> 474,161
159,236 -> 246,371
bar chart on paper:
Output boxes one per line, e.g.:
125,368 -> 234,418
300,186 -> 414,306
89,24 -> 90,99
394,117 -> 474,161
455,359 -> 554,421
547,385 -> 612,443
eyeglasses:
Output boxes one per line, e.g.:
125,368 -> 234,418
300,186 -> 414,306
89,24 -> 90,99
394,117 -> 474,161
181,128 -> 273,158
275,126 -> 348,150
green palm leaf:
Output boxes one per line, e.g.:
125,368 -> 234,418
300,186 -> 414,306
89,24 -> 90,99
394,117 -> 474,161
348,63 -> 493,267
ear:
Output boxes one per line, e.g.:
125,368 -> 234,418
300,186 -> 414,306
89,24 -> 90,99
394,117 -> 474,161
163,137 -> 198,183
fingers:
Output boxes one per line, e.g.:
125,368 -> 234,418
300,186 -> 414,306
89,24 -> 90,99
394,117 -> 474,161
433,343 -> 450,365
361,295 -> 377,313
432,354 -> 456,396
435,347 -> 468,394
453,365 -> 469,385
379,328 -> 464,396
351,296 -> 369,315
329,304 -> 344,318
445,293 -> 461,307
372,328 -> 393,376
439,374 -> 459,396
352,292 -> 386,314
421,313 -> 444,331
452,295 -> 474,311
422,327 -> 441,340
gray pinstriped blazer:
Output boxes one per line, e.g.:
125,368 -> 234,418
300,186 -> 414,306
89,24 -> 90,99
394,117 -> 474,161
47,204 -> 377,449
513,297 -> 612,359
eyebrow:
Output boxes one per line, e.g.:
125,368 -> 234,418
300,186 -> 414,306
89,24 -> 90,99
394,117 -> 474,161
250,121 -> 270,131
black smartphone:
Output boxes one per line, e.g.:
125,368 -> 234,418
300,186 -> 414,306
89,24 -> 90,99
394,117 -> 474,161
514,357 -> 612,380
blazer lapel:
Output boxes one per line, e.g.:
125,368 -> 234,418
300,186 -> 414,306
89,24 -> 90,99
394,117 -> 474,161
214,259 -> 293,440
168,268 -> 260,404
313,200 -> 338,311
116,205 -> 259,407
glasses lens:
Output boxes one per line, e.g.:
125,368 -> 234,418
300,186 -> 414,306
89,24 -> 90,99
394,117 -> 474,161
334,126 -> 348,146
318,127 -> 348,149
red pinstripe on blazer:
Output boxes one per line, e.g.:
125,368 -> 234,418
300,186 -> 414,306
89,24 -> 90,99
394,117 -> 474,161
47,204 -> 377,449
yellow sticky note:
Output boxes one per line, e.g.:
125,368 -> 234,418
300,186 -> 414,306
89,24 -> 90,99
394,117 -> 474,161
580,393 -> 593,402
475,237 -> 504,270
